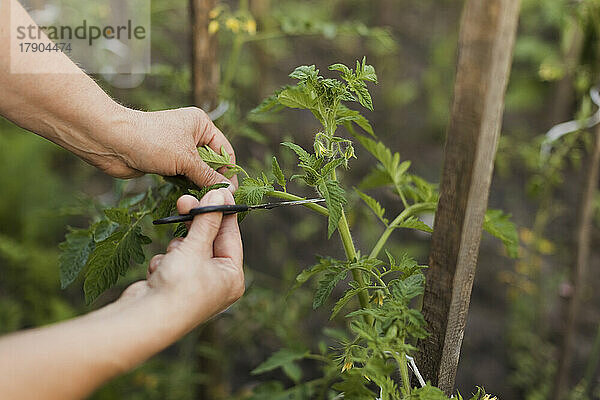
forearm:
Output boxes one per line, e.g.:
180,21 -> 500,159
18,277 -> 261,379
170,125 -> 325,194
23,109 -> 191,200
0,0 -> 131,161
0,288 -> 188,400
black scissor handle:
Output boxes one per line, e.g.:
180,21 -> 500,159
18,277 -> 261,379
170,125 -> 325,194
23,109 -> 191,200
152,204 -> 249,225
189,204 -> 249,215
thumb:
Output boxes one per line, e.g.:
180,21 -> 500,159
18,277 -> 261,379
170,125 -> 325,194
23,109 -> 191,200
183,152 -> 233,192
177,189 -> 228,256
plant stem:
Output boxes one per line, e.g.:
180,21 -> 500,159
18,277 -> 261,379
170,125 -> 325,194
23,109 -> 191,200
397,352 -> 411,396
331,170 -> 371,312
369,202 -> 437,259
266,191 -> 329,217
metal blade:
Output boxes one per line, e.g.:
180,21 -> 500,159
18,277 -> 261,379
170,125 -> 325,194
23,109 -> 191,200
248,198 -> 326,210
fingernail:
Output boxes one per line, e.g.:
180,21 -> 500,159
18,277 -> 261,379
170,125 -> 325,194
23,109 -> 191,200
220,180 -> 236,194
205,188 -> 226,205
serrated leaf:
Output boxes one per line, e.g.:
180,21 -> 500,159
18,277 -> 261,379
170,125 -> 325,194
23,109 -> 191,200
197,146 -> 245,178
350,83 -> 373,111
289,65 -> 318,81
271,156 -> 286,190
330,286 -> 363,319
281,142 -> 312,165
234,177 -> 274,216
250,91 -> 285,114
173,223 -> 188,238
393,216 -> 432,233
83,225 -> 151,304
252,348 -> 309,375
337,104 -> 374,137
317,178 -> 347,238
92,219 -> 119,242
278,86 -> 317,110
390,274 -> 425,302
104,208 -> 130,225
59,228 -> 95,289
293,257 -> 338,289
355,188 -> 388,225
484,209 -> 519,258
313,267 -> 348,309
188,182 -> 230,200
328,63 -> 352,76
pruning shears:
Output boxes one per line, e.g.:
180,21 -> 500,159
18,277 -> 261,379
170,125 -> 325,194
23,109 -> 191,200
152,198 -> 326,225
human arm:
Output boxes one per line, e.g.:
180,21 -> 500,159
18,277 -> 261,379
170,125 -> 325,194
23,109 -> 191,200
0,188 -> 244,399
0,0 -> 236,189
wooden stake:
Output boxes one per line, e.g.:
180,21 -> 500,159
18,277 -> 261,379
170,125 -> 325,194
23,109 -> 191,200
191,0 -> 219,110
418,0 -> 521,393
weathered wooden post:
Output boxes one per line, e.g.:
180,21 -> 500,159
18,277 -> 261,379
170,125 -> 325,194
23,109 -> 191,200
191,0 -> 219,111
418,0 -> 521,393
190,0 -> 224,398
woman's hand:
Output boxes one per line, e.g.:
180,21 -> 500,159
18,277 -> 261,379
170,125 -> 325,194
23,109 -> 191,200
87,107 -> 238,191
119,188 -> 244,332
0,188 -> 244,400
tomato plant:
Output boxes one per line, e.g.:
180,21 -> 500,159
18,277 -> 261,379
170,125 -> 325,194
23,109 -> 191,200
59,58 -> 517,398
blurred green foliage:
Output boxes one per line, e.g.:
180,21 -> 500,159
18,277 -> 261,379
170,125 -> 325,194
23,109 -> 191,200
2,0 -> 600,398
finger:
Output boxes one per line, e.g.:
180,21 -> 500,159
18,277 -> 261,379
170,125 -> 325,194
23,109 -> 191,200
198,116 -> 236,167
213,190 -> 243,267
177,194 -> 200,231
181,151 -> 232,190
167,238 -> 185,252
177,189 -> 227,256
148,254 -> 165,275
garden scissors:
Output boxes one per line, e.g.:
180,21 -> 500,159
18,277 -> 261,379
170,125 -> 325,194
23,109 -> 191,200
152,198 -> 326,225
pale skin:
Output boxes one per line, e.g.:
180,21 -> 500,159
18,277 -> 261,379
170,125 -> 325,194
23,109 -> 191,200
0,1 -> 244,399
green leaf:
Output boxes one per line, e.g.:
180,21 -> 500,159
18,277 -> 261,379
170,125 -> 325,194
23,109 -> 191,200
92,219 -> 119,243
271,156 -> 286,190
330,286 -> 363,319
197,146 -> 246,178
281,142 -> 312,165
355,188 -> 388,225
392,216 -> 432,233
355,56 -> 378,83
390,274 -> 425,302
317,178 -> 347,238
484,209 -> 519,258
277,86 -> 317,110
353,135 -> 410,192
104,208 -> 130,225
350,83 -> 373,111
328,63 -> 352,76
235,177 -> 274,209
282,362 -> 302,383
83,225 -> 151,304
188,182 -> 230,200
289,65 -> 318,81
250,91 -> 285,114
313,266 -> 348,309
251,348 -> 309,375
59,228 -> 95,289
337,104 -> 374,136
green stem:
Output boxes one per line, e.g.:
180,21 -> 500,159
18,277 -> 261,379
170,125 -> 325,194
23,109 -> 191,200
331,170 -> 370,312
349,267 -> 390,295
398,352 -> 411,396
266,191 -> 329,217
369,202 -> 437,259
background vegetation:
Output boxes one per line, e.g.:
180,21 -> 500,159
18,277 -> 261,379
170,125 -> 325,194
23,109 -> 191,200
1,0 -> 600,398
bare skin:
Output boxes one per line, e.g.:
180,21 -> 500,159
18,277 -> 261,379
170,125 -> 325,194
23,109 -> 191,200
0,0 -> 237,190
0,191 -> 244,400
0,1 -> 244,398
